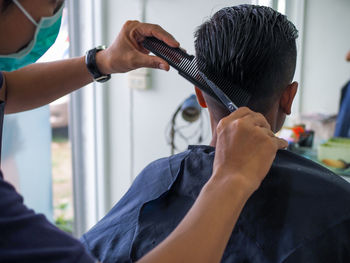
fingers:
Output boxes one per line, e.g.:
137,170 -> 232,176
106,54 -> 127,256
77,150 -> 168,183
218,107 -> 270,132
242,113 -> 271,130
218,107 -> 252,127
136,53 -> 170,71
275,137 -> 289,149
134,22 -> 180,48
260,127 -> 288,149
107,20 -> 179,74
124,21 -> 180,71
218,106 -> 287,151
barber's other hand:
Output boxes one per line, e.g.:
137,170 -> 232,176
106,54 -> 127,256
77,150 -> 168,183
346,50 -> 350,62
95,20 -> 179,74
212,107 -> 288,195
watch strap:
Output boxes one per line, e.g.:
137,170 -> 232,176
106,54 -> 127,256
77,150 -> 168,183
85,46 -> 111,83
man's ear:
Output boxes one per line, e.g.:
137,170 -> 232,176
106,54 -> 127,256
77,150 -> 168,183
346,50 -> 350,62
194,87 -> 207,108
280,81 -> 298,115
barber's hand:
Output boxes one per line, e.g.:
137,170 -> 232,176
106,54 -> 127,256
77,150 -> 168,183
346,50 -> 350,62
96,20 -> 180,74
212,107 -> 288,195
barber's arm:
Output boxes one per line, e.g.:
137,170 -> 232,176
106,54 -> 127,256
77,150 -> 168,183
2,20 -> 179,114
138,108 -> 288,263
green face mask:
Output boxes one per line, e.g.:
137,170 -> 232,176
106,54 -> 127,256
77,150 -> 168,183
0,0 -> 64,72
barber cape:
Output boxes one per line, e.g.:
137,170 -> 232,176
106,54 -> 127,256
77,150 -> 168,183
82,146 -> 350,263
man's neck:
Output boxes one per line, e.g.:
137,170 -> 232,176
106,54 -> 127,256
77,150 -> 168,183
209,117 -> 219,147
208,109 -> 276,148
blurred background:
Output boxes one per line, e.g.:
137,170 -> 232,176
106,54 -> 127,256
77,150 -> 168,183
2,0 -> 350,237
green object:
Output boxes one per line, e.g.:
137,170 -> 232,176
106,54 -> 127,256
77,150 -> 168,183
328,137 -> 350,145
54,202 -> 73,234
55,216 -> 73,234
0,1 -> 63,71
318,137 -> 350,163
291,146 -> 350,177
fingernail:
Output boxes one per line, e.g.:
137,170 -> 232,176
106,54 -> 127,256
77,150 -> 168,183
159,64 -> 167,71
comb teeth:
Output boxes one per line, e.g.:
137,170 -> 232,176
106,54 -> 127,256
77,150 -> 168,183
142,37 -> 251,108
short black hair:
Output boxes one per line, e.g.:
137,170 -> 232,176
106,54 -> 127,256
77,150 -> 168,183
195,5 -> 298,114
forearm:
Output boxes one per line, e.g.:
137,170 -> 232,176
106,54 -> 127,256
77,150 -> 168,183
1,21 -> 179,114
3,56 -> 93,114
138,173 -> 251,263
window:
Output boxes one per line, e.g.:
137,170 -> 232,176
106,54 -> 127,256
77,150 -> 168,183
39,7 -> 74,233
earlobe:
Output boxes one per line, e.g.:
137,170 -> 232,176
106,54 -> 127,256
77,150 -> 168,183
195,87 -> 208,108
280,82 -> 298,115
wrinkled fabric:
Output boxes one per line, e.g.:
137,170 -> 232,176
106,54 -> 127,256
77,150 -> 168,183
82,146 -> 350,263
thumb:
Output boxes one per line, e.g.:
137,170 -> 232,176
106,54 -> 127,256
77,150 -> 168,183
275,137 -> 288,150
136,53 -> 170,71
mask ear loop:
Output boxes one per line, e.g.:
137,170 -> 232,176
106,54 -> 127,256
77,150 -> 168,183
12,0 -> 39,27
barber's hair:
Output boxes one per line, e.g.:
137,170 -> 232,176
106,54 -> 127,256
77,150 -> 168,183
195,5 -> 298,114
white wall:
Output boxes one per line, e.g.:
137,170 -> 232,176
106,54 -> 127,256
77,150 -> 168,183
105,0 -> 252,204
301,0 -> 350,114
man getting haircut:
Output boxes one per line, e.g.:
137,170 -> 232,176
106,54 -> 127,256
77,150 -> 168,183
82,5 -> 350,263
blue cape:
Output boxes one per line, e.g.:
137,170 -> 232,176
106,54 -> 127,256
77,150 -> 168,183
82,146 -> 350,263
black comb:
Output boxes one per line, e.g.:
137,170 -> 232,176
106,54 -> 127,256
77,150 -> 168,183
142,37 -> 251,111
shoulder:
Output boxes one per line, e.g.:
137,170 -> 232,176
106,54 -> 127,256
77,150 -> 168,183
282,217 -> 350,262
81,150 -> 194,261
133,149 -> 192,185
264,150 -> 350,221
133,146 -> 215,185
235,150 -> 350,261
270,149 -> 350,194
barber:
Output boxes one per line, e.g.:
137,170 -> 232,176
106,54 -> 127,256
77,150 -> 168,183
0,0 -> 287,262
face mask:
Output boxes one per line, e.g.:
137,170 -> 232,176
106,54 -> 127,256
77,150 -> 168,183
0,1 -> 64,72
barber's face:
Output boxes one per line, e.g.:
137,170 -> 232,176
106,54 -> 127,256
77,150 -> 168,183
0,0 -> 63,55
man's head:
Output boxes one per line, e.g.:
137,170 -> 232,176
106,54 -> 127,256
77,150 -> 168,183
194,5 -> 299,133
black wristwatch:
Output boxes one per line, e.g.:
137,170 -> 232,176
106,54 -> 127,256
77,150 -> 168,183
85,45 -> 111,83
